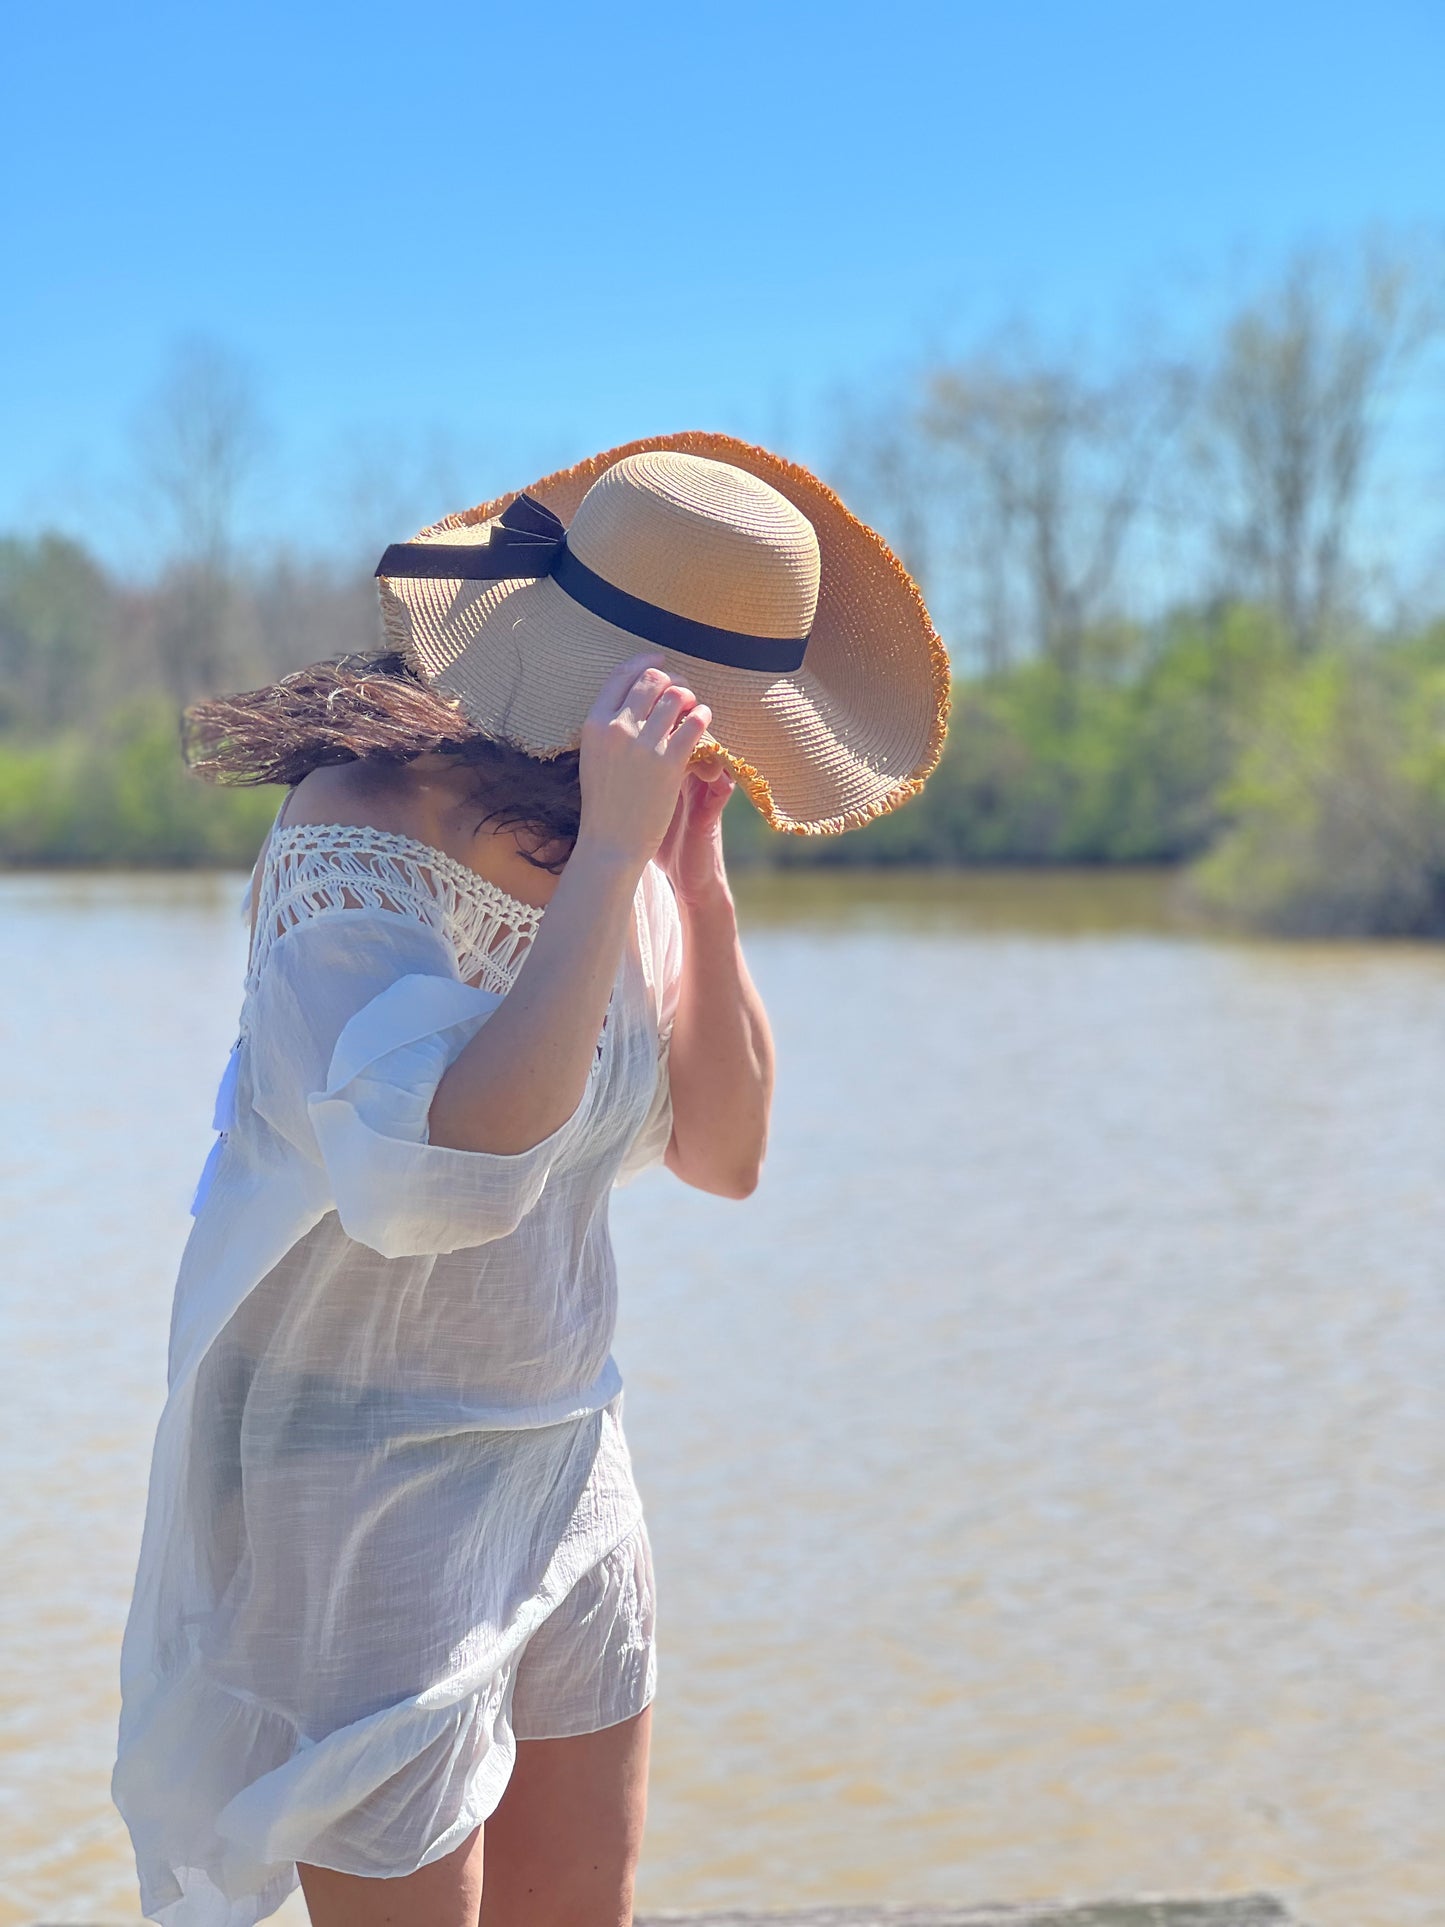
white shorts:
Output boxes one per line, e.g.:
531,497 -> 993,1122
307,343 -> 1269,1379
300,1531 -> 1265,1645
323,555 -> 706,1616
507,1516 -> 658,1742
295,1517 -> 658,1878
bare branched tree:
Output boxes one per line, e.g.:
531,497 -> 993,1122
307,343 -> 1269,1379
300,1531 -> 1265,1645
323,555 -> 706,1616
326,425 -> 474,573
1201,241 -> 1442,649
828,385 -> 942,594
134,338 -> 265,699
138,337 -> 263,569
922,349 -> 1191,683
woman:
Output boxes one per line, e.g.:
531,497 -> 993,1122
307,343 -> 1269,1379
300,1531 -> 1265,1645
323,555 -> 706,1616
112,435 -> 949,1927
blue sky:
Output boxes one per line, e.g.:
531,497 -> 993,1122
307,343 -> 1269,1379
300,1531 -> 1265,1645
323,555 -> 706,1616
3,0 -> 1442,569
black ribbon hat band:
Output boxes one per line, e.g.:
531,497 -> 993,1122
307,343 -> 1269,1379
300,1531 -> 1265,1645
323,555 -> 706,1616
375,493 -> 809,676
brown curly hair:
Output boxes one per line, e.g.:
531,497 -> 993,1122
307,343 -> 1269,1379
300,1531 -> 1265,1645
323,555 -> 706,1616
181,650 -> 582,872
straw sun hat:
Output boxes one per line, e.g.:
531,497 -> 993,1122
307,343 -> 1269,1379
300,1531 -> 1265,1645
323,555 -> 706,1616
375,432 -> 950,836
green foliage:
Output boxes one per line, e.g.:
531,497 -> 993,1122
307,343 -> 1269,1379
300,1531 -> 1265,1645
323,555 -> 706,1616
725,604 -> 1293,870
0,534 -> 116,730
1189,647 -> 1445,935
0,696 -> 280,866
725,601 -> 1445,935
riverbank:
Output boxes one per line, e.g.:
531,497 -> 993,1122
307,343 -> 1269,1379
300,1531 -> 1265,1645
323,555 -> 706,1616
5,603 -> 1445,935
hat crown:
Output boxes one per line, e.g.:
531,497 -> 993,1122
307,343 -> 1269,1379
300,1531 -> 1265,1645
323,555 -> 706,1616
566,452 -> 819,641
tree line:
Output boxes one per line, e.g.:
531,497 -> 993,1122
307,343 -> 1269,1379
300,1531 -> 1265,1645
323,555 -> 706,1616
3,237 -> 1444,932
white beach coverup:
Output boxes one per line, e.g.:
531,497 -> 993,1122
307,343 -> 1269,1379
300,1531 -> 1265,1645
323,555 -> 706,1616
112,820 -> 682,1927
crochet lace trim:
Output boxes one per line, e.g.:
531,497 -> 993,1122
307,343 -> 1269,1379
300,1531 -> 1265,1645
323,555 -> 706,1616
246,822 -> 547,998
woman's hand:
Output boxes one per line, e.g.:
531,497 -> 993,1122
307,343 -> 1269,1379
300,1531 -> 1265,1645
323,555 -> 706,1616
656,752 -> 737,910
575,652 -> 713,874
432,652 -> 708,1158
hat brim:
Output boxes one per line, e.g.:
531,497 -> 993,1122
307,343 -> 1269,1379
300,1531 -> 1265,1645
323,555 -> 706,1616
378,432 -> 952,836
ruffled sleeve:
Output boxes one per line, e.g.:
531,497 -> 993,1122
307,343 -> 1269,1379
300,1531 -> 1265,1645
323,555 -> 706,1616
246,909 -> 591,1259
614,862 -> 684,1187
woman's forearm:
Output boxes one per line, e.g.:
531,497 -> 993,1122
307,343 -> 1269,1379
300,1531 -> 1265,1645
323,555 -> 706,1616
428,837 -> 640,1155
664,886 -> 774,1198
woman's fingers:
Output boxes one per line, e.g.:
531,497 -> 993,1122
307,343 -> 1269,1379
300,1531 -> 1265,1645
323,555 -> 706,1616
590,651 -> 667,724
690,762 -> 735,813
665,704 -> 713,761
589,656 -> 710,751
639,683 -> 697,746
616,666 -> 679,732
576,669 -> 715,868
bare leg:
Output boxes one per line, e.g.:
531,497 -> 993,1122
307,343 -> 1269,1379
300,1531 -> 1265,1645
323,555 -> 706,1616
479,1705 -> 652,1927
297,1822 -> 483,1927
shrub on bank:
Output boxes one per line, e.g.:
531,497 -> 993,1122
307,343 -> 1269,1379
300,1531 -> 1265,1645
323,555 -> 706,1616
0,697 -> 279,866
1189,635 -> 1445,936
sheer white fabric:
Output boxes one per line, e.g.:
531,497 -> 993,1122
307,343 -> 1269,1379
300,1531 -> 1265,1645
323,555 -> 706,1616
113,823 -> 682,1926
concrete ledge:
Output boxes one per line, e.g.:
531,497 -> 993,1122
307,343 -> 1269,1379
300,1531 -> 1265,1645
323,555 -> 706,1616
33,1897 -> 1301,1927
635,1901 -> 1298,1927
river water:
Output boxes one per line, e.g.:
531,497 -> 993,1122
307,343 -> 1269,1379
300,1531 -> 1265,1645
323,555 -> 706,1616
1,868 -> 1440,1926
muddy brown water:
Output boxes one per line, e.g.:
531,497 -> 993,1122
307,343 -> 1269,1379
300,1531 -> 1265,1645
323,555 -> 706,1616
1,868 -> 1440,1926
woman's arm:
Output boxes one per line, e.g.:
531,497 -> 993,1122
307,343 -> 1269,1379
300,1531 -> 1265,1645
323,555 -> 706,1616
428,653 -> 711,1156
657,763 -> 775,1199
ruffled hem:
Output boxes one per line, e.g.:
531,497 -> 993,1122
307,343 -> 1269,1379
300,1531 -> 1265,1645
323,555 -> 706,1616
125,1670 -> 514,1925
116,1408 -> 645,1926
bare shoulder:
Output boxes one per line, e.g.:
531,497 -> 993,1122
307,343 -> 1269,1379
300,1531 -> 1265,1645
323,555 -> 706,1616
279,760 -> 431,839
276,756 -> 562,912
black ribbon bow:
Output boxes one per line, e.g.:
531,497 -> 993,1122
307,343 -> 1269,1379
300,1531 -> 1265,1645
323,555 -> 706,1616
374,493 -> 809,675
374,493 -> 564,583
